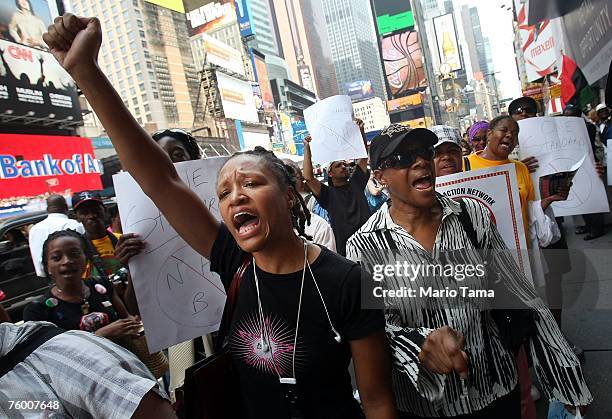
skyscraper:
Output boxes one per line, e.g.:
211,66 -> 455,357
322,0 -> 386,98
69,0 -> 199,130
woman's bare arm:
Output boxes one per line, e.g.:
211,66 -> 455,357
43,15 -> 219,259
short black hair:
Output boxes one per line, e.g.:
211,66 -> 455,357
41,229 -> 92,278
152,129 -> 202,160
508,96 -> 538,115
489,115 -> 518,132
226,147 -> 312,240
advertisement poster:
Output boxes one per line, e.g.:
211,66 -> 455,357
183,0 -> 236,37
144,0 -> 185,12
216,71 -> 259,123
201,33 -> 245,76
234,0 -> 254,38
382,30 -> 426,97
0,39 -> 82,122
251,49 -> 274,111
386,92 -> 422,112
344,80 -> 375,102
514,1 -> 564,83
0,134 -> 102,199
436,164 -> 533,283
0,0 -> 54,50
432,13 -> 461,72
371,0 -> 414,36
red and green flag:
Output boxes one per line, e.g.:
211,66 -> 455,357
561,54 -> 594,111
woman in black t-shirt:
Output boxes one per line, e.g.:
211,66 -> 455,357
24,230 -> 143,341
42,16 -> 397,418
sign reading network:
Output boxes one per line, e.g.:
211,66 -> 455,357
0,153 -> 101,179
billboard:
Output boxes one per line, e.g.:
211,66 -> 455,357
0,134 -> 102,199
216,71 -> 259,123
0,40 -> 82,122
234,0 -> 254,38
145,0 -> 185,12
382,30 -> 427,98
0,0 -> 54,50
372,0 -> 414,36
201,33 -> 245,75
183,0 -> 236,36
251,49 -> 275,111
514,1 -> 564,82
386,93 -> 422,112
433,13 -> 461,72
344,80 -> 375,102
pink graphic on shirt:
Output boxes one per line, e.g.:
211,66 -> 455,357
231,314 -> 303,376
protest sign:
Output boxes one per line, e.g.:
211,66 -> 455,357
518,116 -> 609,216
304,95 -> 367,165
114,157 -> 229,352
436,164 -> 533,283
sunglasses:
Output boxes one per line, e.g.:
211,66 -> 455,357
471,135 -> 487,143
511,107 -> 536,116
378,146 -> 435,170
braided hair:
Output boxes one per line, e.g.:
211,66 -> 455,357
41,229 -> 92,278
153,129 -> 202,160
227,147 -> 312,240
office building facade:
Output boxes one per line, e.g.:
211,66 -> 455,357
352,97 -> 390,132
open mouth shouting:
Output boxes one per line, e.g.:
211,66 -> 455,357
412,173 -> 434,191
498,138 -> 513,153
232,209 -> 261,239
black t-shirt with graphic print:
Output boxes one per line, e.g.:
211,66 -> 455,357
210,224 -> 384,419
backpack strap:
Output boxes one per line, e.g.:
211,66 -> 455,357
463,156 -> 471,171
0,325 -> 64,378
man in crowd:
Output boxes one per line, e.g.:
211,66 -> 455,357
28,194 -> 84,277
72,190 -> 143,313
0,321 -> 176,418
596,103 -> 611,141
430,125 -> 463,177
302,119 -> 371,256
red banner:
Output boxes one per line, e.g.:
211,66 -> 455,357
0,134 -> 102,199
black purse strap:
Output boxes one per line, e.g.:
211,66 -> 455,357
0,325 -> 64,378
463,156 -> 471,171
214,255 -> 252,352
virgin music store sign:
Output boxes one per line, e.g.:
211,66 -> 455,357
0,134 -> 102,199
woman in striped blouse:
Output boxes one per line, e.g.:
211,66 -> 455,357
346,124 -> 592,418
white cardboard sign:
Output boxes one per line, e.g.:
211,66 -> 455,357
113,157 -> 229,352
436,164 -> 533,284
518,116 -> 609,216
304,95 -> 367,165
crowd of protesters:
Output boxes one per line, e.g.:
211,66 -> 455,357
1,13 -> 610,419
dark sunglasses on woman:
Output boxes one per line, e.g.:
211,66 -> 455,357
378,146 -> 435,170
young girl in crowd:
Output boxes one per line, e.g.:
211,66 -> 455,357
23,230 -> 142,339
43,15 -> 396,418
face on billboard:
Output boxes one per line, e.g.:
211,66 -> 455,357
0,0 -> 53,50
382,30 -> 426,97
184,0 -> 236,36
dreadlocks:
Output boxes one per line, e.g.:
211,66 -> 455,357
228,147 -> 313,240
42,229 -> 92,278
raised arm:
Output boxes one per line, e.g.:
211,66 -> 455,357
43,15 -> 219,259
355,118 -> 368,173
302,135 -> 322,198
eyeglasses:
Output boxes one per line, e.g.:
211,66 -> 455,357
378,146 -> 435,170
471,135 -> 487,143
511,107 -> 536,116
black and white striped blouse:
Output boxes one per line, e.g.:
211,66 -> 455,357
346,194 -> 592,417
